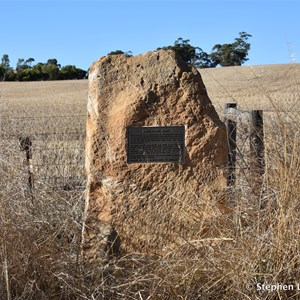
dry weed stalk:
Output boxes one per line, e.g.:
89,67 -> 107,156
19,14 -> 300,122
1,243 -> 11,300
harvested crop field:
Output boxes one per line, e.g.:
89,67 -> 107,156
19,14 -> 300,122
2,63 -> 299,123
202,63 -> 300,112
1,63 -> 299,189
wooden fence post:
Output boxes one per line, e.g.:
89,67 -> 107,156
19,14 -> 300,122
250,110 -> 265,197
224,103 -> 237,187
19,136 -> 34,194
249,110 -> 265,191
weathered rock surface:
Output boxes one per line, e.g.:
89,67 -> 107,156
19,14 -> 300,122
83,50 -> 228,260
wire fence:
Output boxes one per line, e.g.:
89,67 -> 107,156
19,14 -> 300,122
1,107 -> 300,194
1,64 -> 299,193
223,101 -> 300,208
1,112 -> 86,192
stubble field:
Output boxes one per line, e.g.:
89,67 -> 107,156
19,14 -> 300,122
1,63 -> 300,299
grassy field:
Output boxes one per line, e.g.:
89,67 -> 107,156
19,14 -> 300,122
1,63 -> 300,299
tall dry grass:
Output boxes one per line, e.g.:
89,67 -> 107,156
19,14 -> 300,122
1,67 -> 300,299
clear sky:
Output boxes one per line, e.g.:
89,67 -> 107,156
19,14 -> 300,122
1,0 -> 299,71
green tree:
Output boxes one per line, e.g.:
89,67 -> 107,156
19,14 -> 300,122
46,58 -> 61,68
107,50 -> 133,57
194,50 -> 216,68
42,59 -> 61,80
18,69 -> 43,81
158,32 -> 252,68
210,32 -> 252,67
25,58 -> 35,67
32,63 -> 48,80
1,54 -> 11,81
4,69 -> 17,81
60,65 -> 87,80
1,54 -> 88,81
157,38 -> 204,65
16,58 -> 27,72
0,64 -> 4,80
1,54 -> 10,69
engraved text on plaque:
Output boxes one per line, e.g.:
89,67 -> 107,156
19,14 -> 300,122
127,126 -> 185,163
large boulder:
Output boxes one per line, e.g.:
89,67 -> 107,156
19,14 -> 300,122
83,50 -> 228,260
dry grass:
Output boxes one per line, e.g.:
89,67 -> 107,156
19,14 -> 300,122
201,63 -> 300,112
0,80 -> 87,190
1,64 -> 300,299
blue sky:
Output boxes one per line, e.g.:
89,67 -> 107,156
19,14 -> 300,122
1,0 -> 299,70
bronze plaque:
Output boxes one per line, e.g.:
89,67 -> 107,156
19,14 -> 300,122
127,126 -> 185,163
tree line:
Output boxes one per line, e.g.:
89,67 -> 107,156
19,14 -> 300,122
0,55 -> 87,81
1,32 -> 251,81
110,32 -> 252,68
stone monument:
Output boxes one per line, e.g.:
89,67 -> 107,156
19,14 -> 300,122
83,50 -> 228,260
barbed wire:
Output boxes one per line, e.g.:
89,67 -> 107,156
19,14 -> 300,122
1,114 -> 86,120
